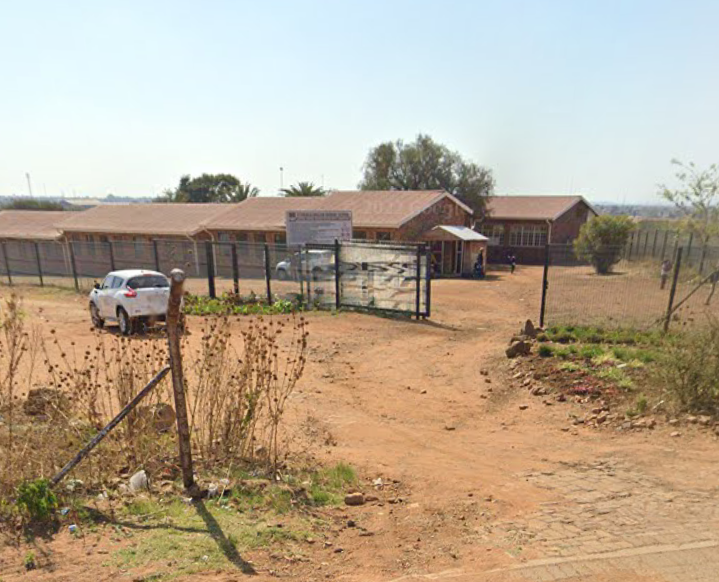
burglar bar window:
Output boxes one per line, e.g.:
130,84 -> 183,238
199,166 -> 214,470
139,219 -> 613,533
488,225 -> 505,246
509,225 -> 548,247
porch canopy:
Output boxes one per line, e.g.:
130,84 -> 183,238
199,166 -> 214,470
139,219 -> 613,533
423,225 -> 488,277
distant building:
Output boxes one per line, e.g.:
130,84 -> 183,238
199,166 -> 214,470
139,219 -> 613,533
480,196 -> 598,264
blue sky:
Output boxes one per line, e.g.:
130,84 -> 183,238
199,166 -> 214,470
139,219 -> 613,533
1,0 -> 717,203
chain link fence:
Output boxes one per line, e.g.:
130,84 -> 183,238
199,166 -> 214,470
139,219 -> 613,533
541,243 -> 719,330
0,239 -> 431,318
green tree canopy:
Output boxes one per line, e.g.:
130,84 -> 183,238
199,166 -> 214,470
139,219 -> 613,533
280,182 -> 326,197
2,199 -> 64,211
660,160 -> 719,245
161,174 -> 259,203
574,215 -> 635,275
358,134 -> 494,217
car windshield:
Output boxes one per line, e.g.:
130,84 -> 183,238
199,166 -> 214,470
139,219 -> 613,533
126,275 -> 169,289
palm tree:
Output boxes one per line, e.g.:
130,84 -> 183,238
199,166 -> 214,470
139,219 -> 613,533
280,181 -> 325,197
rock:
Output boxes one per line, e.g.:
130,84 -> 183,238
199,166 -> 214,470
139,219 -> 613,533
136,403 -> 176,433
531,385 -> 546,396
698,415 -> 712,426
207,483 -> 219,498
506,341 -> 531,359
484,378 -> 492,384
65,479 -> 84,493
631,419 -> 646,429
480,369 -> 489,376
518,404 -> 529,410
522,320 -> 537,339
556,394 -> 567,402
444,424 -> 456,431
129,470 -> 149,492
23,388 -> 68,418
347,519 -> 356,528
596,413 -> 608,424
420,389 -> 427,395
687,416 -> 698,424
646,418 -> 656,429
670,431 -> 681,438
344,492 -> 365,506
668,419 -> 679,426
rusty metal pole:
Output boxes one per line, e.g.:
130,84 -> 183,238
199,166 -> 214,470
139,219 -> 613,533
166,268 -> 198,496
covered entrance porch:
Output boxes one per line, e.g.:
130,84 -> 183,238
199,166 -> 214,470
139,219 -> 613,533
423,225 -> 488,277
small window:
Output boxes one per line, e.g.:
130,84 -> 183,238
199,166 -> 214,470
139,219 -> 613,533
101,276 -> 112,289
353,231 -> 368,240
275,233 -> 287,245
488,225 -> 505,246
376,231 -> 392,241
126,274 -> 169,289
235,233 -> 249,242
111,276 -> 124,289
133,237 -> 144,259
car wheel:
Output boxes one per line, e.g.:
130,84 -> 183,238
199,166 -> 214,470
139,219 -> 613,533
118,308 -> 133,336
89,303 -> 104,329
276,269 -> 288,281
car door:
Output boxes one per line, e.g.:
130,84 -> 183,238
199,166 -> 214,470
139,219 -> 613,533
97,276 -> 114,318
101,276 -> 123,319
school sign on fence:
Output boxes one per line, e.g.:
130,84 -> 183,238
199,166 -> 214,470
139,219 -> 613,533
285,210 -> 353,246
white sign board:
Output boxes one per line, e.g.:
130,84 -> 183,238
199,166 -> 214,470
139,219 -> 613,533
285,210 -> 353,246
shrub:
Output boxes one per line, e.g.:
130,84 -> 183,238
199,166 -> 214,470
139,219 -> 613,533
658,320 -> 719,414
574,215 -> 634,274
538,345 -> 554,358
16,479 -> 58,521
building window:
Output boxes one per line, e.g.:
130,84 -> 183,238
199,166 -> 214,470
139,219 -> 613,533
376,231 -> 392,241
509,224 -> 548,247
218,232 -> 232,256
274,233 -> 286,246
133,237 -> 144,259
487,225 -> 505,246
353,231 -> 367,240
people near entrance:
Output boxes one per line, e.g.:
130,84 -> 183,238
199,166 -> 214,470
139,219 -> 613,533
507,252 -> 517,274
660,259 -> 672,290
473,251 -> 485,279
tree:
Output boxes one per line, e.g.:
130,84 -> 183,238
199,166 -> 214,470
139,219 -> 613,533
574,215 -> 635,274
660,160 -> 719,247
161,174 -> 259,203
358,134 -> 494,218
2,199 -> 64,211
280,182 -> 325,197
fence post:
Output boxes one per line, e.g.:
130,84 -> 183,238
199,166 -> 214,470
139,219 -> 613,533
205,241 -> 216,298
699,242 -> 708,275
1,242 -> 12,286
661,230 -> 669,259
626,232 -> 634,260
108,240 -> 116,271
539,244 -> 551,327
231,243 -> 239,295
68,242 -> 79,292
152,239 -> 161,272
264,243 -> 272,304
166,269 -> 198,496
415,244 -> 422,320
664,247 -> 683,333
34,242 -> 44,287
334,239 -> 341,310
642,231 -> 650,258
651,230 -> 659,257
686,232 -> 694,265
298,246 -> 305,303
425,244 -> 432,318
304,248 -> 312,305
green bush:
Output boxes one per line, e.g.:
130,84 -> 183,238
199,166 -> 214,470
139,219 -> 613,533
183,293 -> 300,316
538,345 -> 554,358
574,215 -> 634,274
16,479 -> 58,521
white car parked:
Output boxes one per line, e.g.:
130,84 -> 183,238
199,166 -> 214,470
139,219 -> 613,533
89,269 -> 170,335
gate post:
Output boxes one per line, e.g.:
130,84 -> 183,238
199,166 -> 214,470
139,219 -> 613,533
334,239 -> 341,310
205,241 -> 216,298
539,243 -> 550,328
425,244 -> 432,318
264,243 -> 272,304
1,242 -> 12,286
108,240 -> 116,271
68,242 -> 79,291
415,244 -> 422,320
152,239 -> 161,272
34,242 -> 44,287
664,247 -> 683,333
231,243 -> 239,295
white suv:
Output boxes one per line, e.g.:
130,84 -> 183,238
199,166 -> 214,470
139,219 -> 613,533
89,269 -> 170,335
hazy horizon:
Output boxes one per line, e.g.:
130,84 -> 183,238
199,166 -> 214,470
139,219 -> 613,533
2,1 -> 717,204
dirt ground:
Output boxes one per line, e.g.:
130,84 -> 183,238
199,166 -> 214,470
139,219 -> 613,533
1,266 -> 719,582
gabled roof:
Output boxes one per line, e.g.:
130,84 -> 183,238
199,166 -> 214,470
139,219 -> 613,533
0,210 -> 67,240
59,203 -> 232,236
430,225 -> 488,242
205,190 -> 473,232
485,195 -> 597,221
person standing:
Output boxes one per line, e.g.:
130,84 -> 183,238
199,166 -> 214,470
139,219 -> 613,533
509,253 -> 517,274
660,258 -> 672,290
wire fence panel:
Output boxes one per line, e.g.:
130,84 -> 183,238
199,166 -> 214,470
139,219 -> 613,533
0,238 -> 431,317
544,243 -> 719,330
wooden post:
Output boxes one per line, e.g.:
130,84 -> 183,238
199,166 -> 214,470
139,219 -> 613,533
50,367 -> 170,487
68,242 -> 79,291
415,244 -> 422,320
1,242 -> 11,286
334,239 -> 341,310
231,243 -> 239,295
651,230 -> 659,257
264,243 -> 272,304
108,240 -> 116,271
642,231 -> 650,258
153,240 -> 161,272
664,247 -> 683,333
166,269 -> 198,496
424,244 -> 432,318
205,241 -> 216,299
34,242 -> 44,287
686,232 -> 694,265
699,242 -> 708,275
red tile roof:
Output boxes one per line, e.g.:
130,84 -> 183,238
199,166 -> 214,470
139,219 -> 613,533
486,196 -> 596,221
0,210 -> 67,240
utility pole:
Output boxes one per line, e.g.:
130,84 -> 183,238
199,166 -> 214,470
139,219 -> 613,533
25,173 -> 33,197
280,166 -> 284,190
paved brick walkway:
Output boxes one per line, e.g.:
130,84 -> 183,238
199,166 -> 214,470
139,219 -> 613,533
484,459 -> 719,581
